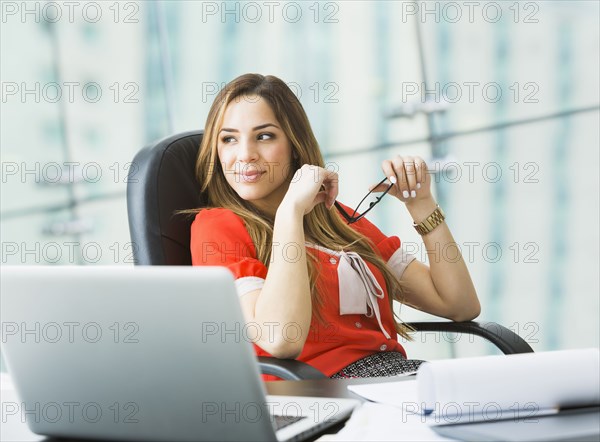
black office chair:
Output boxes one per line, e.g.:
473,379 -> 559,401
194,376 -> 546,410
126,131 -> 534,380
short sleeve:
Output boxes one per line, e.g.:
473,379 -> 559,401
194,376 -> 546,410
336,202 -> 417,279
191,208 -> 268,297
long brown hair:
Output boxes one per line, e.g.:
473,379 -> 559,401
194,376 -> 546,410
188,73 -> 412,340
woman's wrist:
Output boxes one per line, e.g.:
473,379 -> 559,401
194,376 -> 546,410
406,196 -> 439,224
276,200 -> 304,221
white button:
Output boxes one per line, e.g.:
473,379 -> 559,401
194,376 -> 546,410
329,257 -> 337,264
380,344 -> 387,351
355,322 -> 362,328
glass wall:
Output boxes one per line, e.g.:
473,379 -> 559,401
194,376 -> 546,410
1,1 -> 598,366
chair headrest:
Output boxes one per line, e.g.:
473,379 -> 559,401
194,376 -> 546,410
127,131 -> 205,265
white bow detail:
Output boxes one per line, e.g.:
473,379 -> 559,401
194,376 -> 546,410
337,250 -> 391,340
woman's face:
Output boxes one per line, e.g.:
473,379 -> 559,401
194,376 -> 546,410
217,94 -> 294,216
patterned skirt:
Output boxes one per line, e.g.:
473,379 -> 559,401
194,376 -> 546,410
330,351 -> 425,379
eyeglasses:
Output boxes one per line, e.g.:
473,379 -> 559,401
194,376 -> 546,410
334,177 -> 394,224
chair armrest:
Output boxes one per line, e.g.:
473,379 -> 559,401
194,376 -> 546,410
258,321 -> 533,380
406,321 -> 534,355
257,357 -> 328,380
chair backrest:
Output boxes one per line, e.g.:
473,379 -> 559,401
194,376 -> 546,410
126,130 -> 205,265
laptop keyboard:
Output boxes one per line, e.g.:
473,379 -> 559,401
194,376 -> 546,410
272,414 -> 306,431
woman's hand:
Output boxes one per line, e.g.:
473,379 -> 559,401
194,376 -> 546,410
281,164 -> 339,215
370,156 -> 480,321
369,155 -> 432,207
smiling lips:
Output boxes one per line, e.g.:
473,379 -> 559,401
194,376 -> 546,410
237,170 -> 266,183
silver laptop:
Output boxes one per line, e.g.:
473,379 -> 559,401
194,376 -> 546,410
0,266 -> 359,442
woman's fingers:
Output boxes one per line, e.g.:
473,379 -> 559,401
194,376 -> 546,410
284,165 -> 339,214
379,155 -> 431,202
398,155 -> 419,198
414,157 -> 425,187
380,159 -> 399,195
369,180 -> 392,193
320,168 -> 339,208
310,165 -> 338,209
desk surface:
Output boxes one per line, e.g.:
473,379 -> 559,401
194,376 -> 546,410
1,373 -> 407,442
3,374 -> 599,442
265,374 -> 412,399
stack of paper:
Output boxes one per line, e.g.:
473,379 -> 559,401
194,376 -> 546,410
417,348 -> 599,422
347,349 -> 599,427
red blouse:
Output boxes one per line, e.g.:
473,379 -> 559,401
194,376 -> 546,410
190,203 -> 416,380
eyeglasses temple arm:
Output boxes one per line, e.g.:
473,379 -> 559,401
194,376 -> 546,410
333,201 -> 353,223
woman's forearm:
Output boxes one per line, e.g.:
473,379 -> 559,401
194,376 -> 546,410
407,196 -> 480,321
252,202 -> 312,357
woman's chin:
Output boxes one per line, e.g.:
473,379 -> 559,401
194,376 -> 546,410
235,189 -> 266,202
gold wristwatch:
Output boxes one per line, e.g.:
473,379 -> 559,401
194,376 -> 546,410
413,205 -> 445,235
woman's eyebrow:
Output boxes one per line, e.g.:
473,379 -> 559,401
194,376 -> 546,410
219,123 -> 280,133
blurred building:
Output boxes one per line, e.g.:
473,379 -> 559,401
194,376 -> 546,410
1,1 -> 598,363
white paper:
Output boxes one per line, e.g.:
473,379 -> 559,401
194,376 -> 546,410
348,379 -> 421,410
316,402 -> 454,441
416,348 -> 600,422
346,349 -> 599,426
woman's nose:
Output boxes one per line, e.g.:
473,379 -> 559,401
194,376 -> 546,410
237,138 -> 259,162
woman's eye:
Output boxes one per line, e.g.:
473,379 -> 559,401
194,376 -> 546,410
221,136 -> 235,143
258,132 -> 274,141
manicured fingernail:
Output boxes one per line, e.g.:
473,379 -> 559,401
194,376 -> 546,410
389,176 -> 397,184
416,183 -> 421,189
403,190 -> 409,198
411,190 -> 416,198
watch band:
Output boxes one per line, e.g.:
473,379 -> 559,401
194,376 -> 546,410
413,205 -> 445,235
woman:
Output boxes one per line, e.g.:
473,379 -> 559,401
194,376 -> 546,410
190,73 -> 480,379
